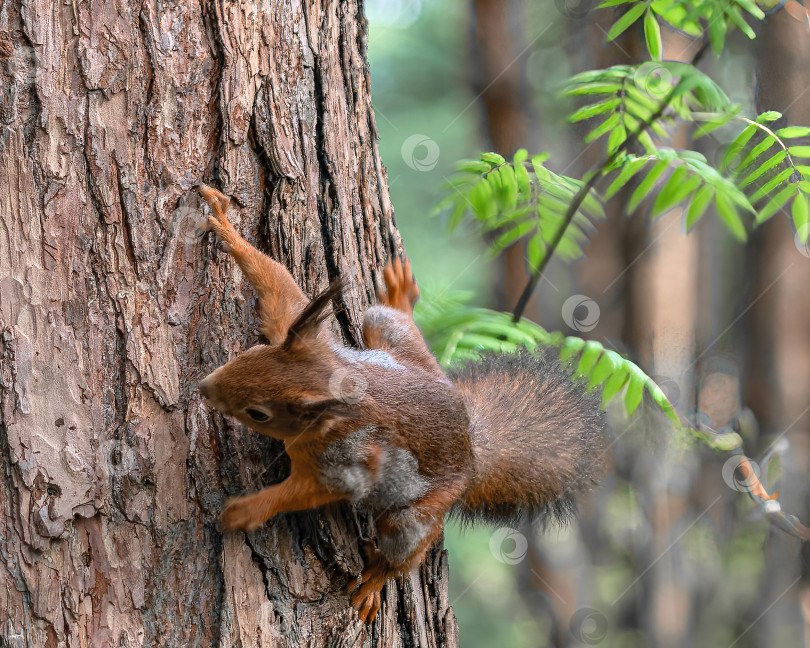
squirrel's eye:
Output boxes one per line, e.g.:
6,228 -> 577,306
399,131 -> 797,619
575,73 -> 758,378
245,408 -> 270,423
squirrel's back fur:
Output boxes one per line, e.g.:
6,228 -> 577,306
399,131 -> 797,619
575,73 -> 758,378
449,348 -> 610,525
196,182 -> 613,624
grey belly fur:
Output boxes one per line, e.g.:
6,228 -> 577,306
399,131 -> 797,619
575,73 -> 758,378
318,425 -> 429,510
377,507 -> 433,566
318,425 -> 434,566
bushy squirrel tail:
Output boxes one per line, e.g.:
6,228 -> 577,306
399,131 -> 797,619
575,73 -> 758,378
448,348 -> 611,525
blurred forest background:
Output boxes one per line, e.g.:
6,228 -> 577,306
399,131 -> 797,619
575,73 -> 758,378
365,1 -> 810,646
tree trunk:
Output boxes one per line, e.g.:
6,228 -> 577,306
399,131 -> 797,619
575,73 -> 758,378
0,1 -> 458,646
471,0 -> 538,316
745,10 -> 810,644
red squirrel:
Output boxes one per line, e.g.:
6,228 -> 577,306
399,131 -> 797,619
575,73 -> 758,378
195,184 -> 609,623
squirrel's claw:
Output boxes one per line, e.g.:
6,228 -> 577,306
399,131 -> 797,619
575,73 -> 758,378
196,215 -> 219,236
219,496 -> 263,532
197,183 -> 231,215
348,548 -> 389,624
196,184 -> 238,249
351,587 -> 382,624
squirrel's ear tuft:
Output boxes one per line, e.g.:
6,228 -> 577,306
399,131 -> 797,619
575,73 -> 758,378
301,398 -> 358,419
283,278 -> 345,350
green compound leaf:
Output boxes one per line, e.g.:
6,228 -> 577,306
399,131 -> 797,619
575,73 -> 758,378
435,152 -> 605,270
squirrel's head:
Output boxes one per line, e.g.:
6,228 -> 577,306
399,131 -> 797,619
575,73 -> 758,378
199,281 -> 360,438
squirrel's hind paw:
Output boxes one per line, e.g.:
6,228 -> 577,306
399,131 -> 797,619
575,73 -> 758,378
348,550 -> 390,624
377,257 -> 419,314
353,590 -> 381,624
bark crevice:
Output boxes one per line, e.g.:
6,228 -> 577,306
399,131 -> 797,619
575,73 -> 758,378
0,1 -> 455,644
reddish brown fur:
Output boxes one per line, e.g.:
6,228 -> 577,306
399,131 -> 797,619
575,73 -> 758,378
197,184 -> 311,346
197,185 -> 473,623
195,185 -> 608,624
449,349 -> 610,525
364,259 -> 445,376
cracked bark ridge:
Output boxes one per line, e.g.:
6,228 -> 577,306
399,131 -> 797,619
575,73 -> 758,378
0,1 -> 459,646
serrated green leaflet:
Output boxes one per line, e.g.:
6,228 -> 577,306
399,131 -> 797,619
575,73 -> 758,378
627,160 -> 668,213
792,193 -> 809,235
738,150 -> 788,189
644,10 -> 662,60
755,184 -> 797,223
685,186 -> 714,231
607,2 -> 647,40
776,126 -> 810,138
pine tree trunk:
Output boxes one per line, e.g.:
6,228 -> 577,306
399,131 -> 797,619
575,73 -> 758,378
0,1 -> 458,646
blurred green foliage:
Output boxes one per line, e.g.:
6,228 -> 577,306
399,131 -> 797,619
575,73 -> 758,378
367,0 -> 490,302
367,1 -> 805,646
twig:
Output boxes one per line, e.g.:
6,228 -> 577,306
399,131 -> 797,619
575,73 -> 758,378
737,455 -> 810,541
511,40 -> 710,322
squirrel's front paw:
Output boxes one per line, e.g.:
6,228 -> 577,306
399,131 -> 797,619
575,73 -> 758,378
196,184 -> 235,244
197,183 -> 230,215
219,496 -> 264,532
196,215 -> 219,237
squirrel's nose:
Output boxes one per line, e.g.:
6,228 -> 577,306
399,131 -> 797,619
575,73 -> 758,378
199,376 -> 213,400
199,367 -> 226,408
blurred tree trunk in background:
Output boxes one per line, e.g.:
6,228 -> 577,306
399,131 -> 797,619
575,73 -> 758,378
750,11 -> 810,459
470,2 -> 665,643
0,1 -> 457,646
631,32 -> 701,648
543,12 -> 649,647
472,0 -> 539,316
747,10 -> 810,645
575,10 -> 648,350
471,4 -> 568,643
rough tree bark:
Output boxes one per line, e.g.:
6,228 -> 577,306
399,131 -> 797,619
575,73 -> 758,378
0,1 -> 459,646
